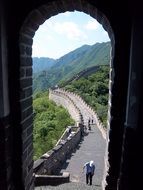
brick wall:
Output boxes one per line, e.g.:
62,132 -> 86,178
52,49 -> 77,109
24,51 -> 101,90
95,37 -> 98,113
33,126 -> 82,176
18,0 -> 114,189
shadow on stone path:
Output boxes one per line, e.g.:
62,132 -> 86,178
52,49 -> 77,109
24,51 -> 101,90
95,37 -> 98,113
60,124 -> 106,187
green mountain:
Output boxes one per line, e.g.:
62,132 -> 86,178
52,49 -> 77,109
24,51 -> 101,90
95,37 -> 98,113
33,41 -> 111,93
32,57 -> 55,73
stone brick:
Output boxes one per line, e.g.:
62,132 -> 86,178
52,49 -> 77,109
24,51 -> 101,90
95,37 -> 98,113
20,45 -> 32,57
20,77 -> 32,89
43,3 -> 58,18
28,10 -> 45,26
20,87 -> 32,100
28,160 -> 33,172
27,125 -> 33,136
62,0 -> 75,11
21,108 -> 33,125
72,0 -> 82,11
20,26 -> 35,38
88,3 -> 98,19
19,34 -> 33,46
20,57 -> 32,67
20,67 -> 26,78
28,143 -> 33,155
26,67 -> 32,77
38,5 -> 53,19
81,0 -> 89,14
22,149 -> 28,162
20,97 -> 32,111
54,0 -> 66,13
22,19 -> 39,32
23,134 -> 33,153
21,115 -> 33,131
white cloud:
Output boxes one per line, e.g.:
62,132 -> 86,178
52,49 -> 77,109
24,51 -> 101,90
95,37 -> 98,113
45,20 -> 53,29
62,11 -> 72,17
85,20 -> 99,30
103,30 -> 108,36
53,21 -> 87,40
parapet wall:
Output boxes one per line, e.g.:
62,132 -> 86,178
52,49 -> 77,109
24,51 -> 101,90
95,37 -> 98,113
53,88 -> 106,139
33,126 -> 82,176
34,88 -> 85,178
68,89 -> 107,139
49,88 -> 83,125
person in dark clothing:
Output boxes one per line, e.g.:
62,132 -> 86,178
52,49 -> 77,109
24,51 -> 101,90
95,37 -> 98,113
88,118 -> 91,130
83,160 -> 95,185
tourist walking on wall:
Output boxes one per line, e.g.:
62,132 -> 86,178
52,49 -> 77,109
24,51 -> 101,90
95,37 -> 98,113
88,118 -> 91,130
83,160 -> 95,185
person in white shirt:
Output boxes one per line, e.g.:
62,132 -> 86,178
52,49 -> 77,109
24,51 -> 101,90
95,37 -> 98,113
83,160 -> 95,185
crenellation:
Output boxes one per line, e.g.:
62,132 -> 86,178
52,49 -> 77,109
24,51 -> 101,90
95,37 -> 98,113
53,88 -> 106,138
34,127 -> 82,175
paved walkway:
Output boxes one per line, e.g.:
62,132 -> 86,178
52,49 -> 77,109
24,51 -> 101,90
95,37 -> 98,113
35,182 -> 102,190
35,90 -> 106,189
60,124 -> 106,186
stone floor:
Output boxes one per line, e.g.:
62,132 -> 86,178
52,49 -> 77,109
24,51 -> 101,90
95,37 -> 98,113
35,182 -> 102,190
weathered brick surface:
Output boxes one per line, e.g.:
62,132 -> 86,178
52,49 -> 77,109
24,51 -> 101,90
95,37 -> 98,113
33,127 -> 81,175
20,57 -> 32,67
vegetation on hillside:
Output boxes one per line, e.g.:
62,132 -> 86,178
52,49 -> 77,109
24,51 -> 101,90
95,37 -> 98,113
64,65 -> 109,127
33,91 -> 75,160
32,43 -> 110,160
33,42 -> 111,93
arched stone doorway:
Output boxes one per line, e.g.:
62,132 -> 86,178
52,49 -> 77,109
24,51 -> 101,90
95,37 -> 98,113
19,1 -> 128,189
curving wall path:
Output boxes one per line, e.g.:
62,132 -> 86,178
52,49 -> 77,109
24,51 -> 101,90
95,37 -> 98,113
49,88 -> 106,139
48,88 -> 107,188
49,88 -> 83,126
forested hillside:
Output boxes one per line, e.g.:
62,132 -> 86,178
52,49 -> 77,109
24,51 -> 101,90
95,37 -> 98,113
33,91 -> 75,160
33,42 -> 111,93
64,65 -> 109,127
32,42 -> 110,160
33,57 -> 55,73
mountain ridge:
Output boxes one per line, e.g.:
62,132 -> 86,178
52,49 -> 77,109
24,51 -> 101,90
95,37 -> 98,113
33,41 -> 111,93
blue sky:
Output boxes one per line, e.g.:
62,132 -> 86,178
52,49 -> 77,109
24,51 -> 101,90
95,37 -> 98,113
32,11 -> 110,59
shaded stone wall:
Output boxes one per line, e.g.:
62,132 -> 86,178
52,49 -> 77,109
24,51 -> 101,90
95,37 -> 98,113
18,1 -> 114,189
33,126 -> 82,175
2,0 -> 143,190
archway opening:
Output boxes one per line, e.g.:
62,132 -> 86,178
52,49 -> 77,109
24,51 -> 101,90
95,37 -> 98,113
19,1 -> 114,189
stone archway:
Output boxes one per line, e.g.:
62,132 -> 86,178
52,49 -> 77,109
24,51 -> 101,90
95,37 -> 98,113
19,0 -> 114,189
